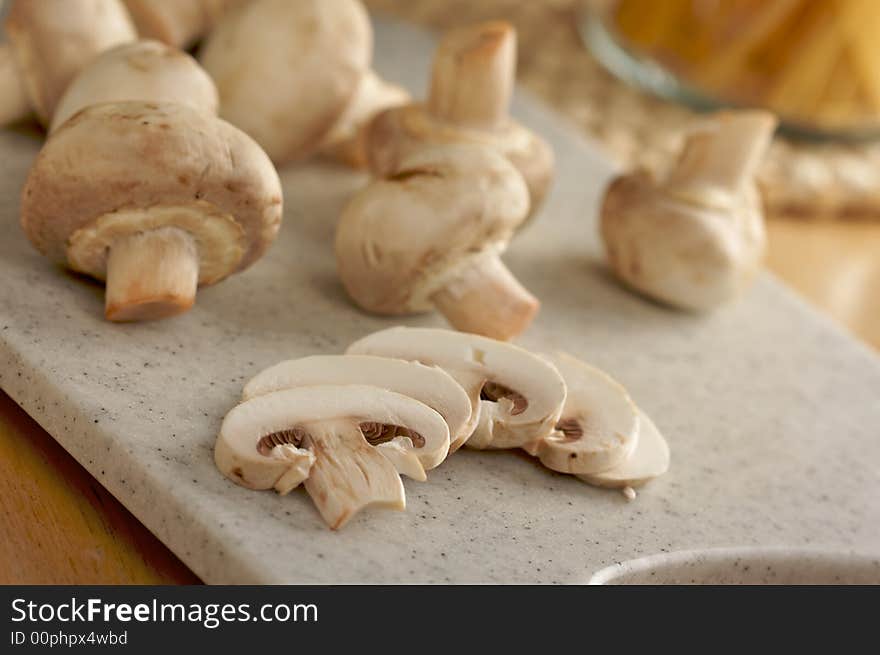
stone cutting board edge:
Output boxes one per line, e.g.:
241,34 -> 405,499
1,16 -> 879,584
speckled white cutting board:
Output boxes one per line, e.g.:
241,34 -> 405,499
1,16 -> 879,584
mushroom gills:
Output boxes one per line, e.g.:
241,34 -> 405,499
215,384 -> 449,528
302,419 -> 405,530
360,421 -> 427,482
577,410 -> 670,489
347,327 -> 566,451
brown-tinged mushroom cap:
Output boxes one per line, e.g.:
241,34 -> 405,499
2,0 -> 136,125
601,110 -> 777,311
50,39 -> 219,133
365,20 -> 554,218
347,327 -> 567,451
216,384 -> 450,529
122,0 -> 248,49
199,0 -> 372,164
336,143 -> 537,341
21,101 -> 282,321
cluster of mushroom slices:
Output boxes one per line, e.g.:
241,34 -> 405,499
349,327 -> 669,496
527,353 -> 670,496
365,20 -> 554,219
20,101 -> 282,322
216,355 -> 473,529
601,110 -> 778,311
199,0 -> 410,166
336,143 -> 538,341
0,0 -> 136,127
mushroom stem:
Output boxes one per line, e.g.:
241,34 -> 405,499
302,419 -> 406,530
430,254 -> 538,341
104,226 -> 199,322
427,21 -> 516,129
0,44 -> 29,126
664,111 -> 778,201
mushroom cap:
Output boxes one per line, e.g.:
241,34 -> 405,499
601,170 -> 767,311
577,410 -> 670,488
347,327 -> 567,450
122,0 -> 250,48
50,39 -> 219,133
199,0 -> 372,163
4,0 -> 136,124
242,355 -> 468,469
215,384 -> 449,492
21,101 -> 282,285
366,104 -> 555,212
122,0 -> 203,48
525,352 -> 640,475
335,143 -> 530,315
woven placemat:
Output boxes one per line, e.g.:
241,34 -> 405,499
366,0 -> 880,220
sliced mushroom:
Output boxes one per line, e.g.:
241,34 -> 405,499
524,352 -> 640,475
601,110 -> 778,311
319,71 -> 411,168
50,39 -> 219,133
347,327 -> 566,451
577,410 -> 670,489
122,0 -> 249,49
242,354 -> 469,477
216,384 -> 450,529
20,101 -> 282,322
1,0 -> 136,126
336,143 -> 537,341
365,20 -> 554,219
199,0 -> 372,163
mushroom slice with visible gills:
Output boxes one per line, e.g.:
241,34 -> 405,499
577,411 -> 670,489
347,327 -> 566,451
524,352 -> 640,475
242,354 -> 470,477
215,384 -> 450,529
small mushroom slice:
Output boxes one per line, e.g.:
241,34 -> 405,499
20,101 -> 282,322
216,384 -> 450,529
50,39 -> 219,133
577,410 -> 670,489
601,110 -> 777,311
242,355 -> 469,477
200,0 -> 372,163
347,327 -> 566,451
1,0 -> 136,126
336,143 -> 536,341
524,352 -> 640,475
365,21 -> 554,220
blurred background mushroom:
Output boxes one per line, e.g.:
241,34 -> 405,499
364,0 -> 880,349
